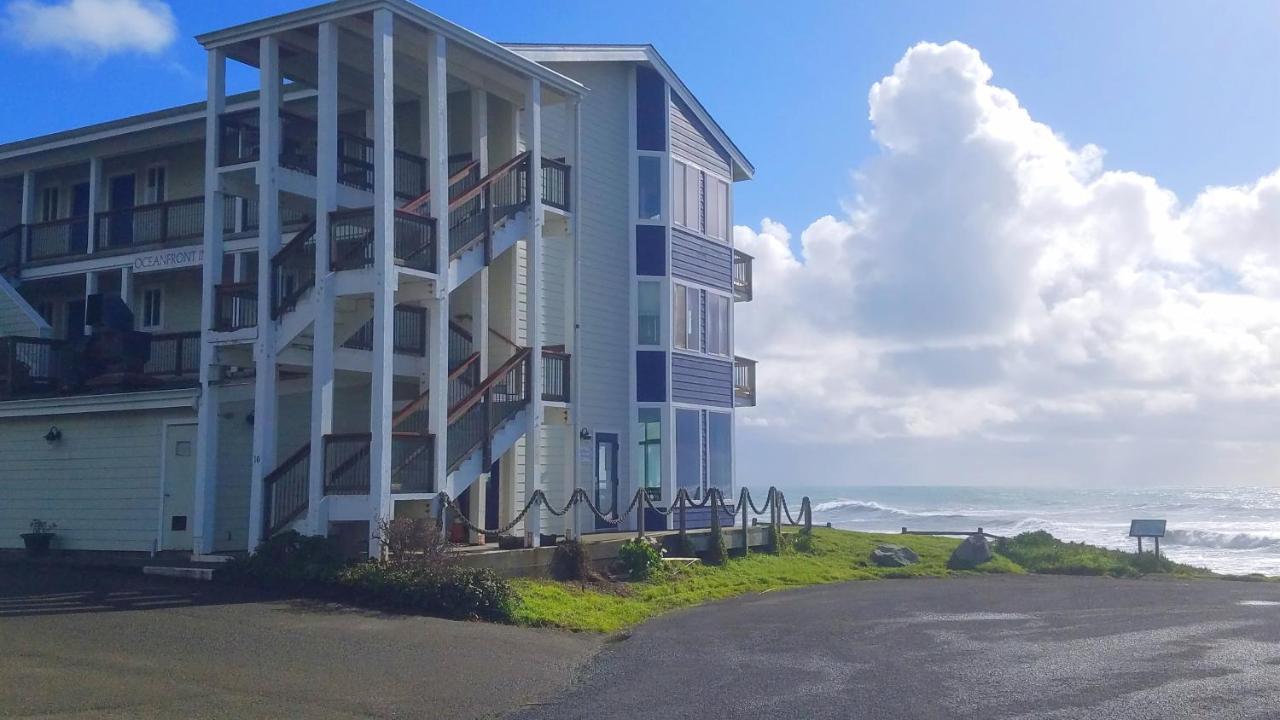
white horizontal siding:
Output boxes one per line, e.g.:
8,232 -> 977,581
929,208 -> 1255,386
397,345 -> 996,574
0,275 -> 50,337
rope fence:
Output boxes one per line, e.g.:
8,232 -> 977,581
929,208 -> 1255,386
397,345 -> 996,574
434,485 -> 813,549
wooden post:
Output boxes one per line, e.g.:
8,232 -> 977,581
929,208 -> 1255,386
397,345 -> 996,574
771,488 -> 781,550
804,498 -> 813,535
678,490 -> 687,549
636,489 -> 645,542
1154,536 -> 1160,558
741,489 -> 749,556
1138,537 -> 1143,554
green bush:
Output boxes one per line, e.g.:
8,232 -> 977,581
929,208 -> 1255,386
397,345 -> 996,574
219,530 -> 346,588
792,531 -> 816,554
618,538 -> 664,580
995,530 -> 1200,578
338,562 -> 515,621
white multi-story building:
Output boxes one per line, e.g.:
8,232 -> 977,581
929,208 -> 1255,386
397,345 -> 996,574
0,0 -> 756,559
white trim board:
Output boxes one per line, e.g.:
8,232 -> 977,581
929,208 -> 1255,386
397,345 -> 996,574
0,388 -> 198,419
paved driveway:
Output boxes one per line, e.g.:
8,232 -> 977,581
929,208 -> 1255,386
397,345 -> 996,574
511,575 -> 1280,720
1,565 -> 598,719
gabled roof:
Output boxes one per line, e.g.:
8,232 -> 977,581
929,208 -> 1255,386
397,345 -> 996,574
506,44 -> 754,180
196,0 -> 584,99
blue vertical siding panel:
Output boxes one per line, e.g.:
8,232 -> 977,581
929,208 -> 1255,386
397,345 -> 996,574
636,350 -> 667,402
671,353 -> 733,407
635,224 -> 666,276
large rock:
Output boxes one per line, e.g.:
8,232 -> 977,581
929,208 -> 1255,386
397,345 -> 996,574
870,543 -> 920,568
948,533 -> 994,569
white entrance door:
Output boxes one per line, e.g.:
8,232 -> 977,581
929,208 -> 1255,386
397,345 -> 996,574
161,423 -> 198,551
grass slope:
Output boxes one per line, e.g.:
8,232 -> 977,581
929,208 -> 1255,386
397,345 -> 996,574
995,530 -> 1210,578
513,528 -> 1021,633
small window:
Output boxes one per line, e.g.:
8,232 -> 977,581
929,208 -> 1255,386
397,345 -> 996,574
707,177 -> 729,241
706,293 -> 731,357
145,166 -> 167,204
40,187 -> 59,222
637,155 -> 662,221
637,408 -> 662,497
141,288 -> 163,329
637,281 -> 660,345
673,283 -> 699,351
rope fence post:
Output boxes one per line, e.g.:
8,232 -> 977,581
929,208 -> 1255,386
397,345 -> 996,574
678,490 -> 687,551
636,489 -> 645,542
804,496 -> 813,535
569,490 -> 579,541
740,488 -> 749,556
771,487 -> 781,549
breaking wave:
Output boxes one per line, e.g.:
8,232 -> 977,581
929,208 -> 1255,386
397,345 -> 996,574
1164,529 -> 1280,550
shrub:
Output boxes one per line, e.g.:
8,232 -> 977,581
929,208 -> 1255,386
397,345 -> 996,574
551,540 -> 594,581
792,531 -> 816,555
617,538 -> 664,580
337,562 -> 515,622
220,531 -> 346,588
377,517 -> 454,568
995,530 -> 1201,577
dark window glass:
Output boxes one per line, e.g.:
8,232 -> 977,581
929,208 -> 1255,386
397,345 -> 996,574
676,409 -> 701,498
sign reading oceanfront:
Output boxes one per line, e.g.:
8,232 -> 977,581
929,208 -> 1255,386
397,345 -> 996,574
133,247 -> 203,274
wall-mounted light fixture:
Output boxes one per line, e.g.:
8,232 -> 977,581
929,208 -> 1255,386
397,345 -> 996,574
44,426 -> 62,444
579,427 -> 593,441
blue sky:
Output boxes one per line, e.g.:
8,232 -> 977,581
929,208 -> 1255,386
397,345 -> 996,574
1,0 -> 1276,235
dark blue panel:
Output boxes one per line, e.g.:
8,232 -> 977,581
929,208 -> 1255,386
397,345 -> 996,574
671,353 -> 734,407
636,350 -> 667,402
635,224 -> 666,276
671,227 -> 732,291
636,66 -> 667,151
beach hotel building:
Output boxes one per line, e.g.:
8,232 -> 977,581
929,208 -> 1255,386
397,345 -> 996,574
0,0 -> 756,559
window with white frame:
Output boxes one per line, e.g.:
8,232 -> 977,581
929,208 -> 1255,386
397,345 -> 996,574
145,166 -> 167,204
672,160 -> 729,241
637,408 -> 663,499
675,408 -> 701,499
707,411 -> 732,494
672,282 -> 699,351
637,155 -> 662,221
141,288 -> 163,329
705,292 -> 731,357
637,281 -> 661,345
40,187 -> 59,222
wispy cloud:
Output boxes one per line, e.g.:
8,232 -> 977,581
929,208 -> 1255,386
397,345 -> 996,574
3,0 -> 176,57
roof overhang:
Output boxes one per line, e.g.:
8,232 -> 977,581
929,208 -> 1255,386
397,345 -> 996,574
196,0 -> 584,100
507,44 -> 754,181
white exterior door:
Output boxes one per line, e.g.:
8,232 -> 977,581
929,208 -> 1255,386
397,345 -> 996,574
161,423 -> 197,551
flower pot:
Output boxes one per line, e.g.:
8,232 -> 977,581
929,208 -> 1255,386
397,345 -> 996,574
20,532 -> 54,557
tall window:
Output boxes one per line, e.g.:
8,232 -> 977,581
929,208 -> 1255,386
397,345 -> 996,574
675,408 -> 701,499
705,293 -> 730,357
145,166 -> 167,204
141,288 -> 163,329
706,176 -> 728,241
637,155 -> 662,221
707,412 -> 732,494
673,283 -> 699,351
671,160 -> 729,242
637,281 -> 660,345
40,187 -> 59,222
637,409 -> 662,498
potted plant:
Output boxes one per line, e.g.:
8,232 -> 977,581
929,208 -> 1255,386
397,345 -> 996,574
21,519 -> 57,557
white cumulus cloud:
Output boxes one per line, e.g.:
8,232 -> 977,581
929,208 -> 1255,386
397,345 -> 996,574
4,0 -> 176,57
735,41 -> 1280,486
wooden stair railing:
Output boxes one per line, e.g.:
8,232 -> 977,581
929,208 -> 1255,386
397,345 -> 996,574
262,443 -> 311,538
446,347 -> 532,473
270,221 -> 317,319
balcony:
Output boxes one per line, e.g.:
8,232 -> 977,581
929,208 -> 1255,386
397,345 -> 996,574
733,248 -> 753,302
94,197 -> 204,251
213,282 -> 259,332
734,355 -> 757,407
0,331 -> 200,400
542,347 -> 571,402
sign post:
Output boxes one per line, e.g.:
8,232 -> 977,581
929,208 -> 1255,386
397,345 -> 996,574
1129,519 -> 1167,558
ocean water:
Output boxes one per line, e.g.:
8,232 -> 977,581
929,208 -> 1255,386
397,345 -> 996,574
802,486 -> 1280,576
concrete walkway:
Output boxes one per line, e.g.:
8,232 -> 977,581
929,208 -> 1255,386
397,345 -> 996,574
1,565 -> 599,719
511,574 -> 1280,720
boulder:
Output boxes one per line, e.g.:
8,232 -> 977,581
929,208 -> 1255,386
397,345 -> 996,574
870,543 -> 920,568
948,533 -> 994,569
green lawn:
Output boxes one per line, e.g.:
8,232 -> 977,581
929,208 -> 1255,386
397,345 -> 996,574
513,528 -> 1022,633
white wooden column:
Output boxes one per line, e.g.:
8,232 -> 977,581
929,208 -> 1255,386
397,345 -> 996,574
308,21 -> 339,537
367,9 -> 396,557
83,271 -> 97,335
248,35 -> 282,551
194,48 -> 226,555
425,31 -> 451,515
467,86 -> 490,542
85,157 -> 101,254
568,97 -> 583,539
523,78 -> 544,546
20,170 -> 35,262
119,266 -> 133,310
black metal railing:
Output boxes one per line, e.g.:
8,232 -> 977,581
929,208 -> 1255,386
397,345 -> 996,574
328,207 -> 438,274
270,223 -> 317,319
341,305 -> 428,357
542,348 -> 571,402
26,216 -> 88,262
734,355 -> 757,407
323,433 -> 373,495
541,157 -> 571,211
213,282 -> 258,331
239,196 -> 312,234
733,248 -> 754,302
262,444 -> 310,538
448,152 -> 532,259
446,348 -> 531,472
145,332 -> 200,377
95,197 -> 204,250
0,336 -> 67,398
391,432 -> 434,493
